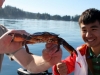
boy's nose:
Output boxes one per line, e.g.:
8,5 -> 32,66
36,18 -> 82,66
86,32 -> 93,38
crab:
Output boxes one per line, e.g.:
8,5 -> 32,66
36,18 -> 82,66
8,32 -> 78,57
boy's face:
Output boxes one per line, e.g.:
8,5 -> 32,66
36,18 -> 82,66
80,20 -> 100,48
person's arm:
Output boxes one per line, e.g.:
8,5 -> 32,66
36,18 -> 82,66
0,28 -> 62,73
11,48 -> 51,73
10,43 -> 62,73
0,25 -> 8,70
52,52 -> 76,75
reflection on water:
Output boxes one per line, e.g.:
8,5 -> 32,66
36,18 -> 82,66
0,19 -> 84,75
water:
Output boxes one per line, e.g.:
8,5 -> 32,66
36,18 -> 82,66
0,19 -> 84,75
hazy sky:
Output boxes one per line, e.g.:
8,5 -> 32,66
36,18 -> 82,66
2,0 -> 100,16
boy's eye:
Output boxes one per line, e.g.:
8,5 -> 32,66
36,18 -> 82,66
82,30 -> 87,32
92,29 -> 96,31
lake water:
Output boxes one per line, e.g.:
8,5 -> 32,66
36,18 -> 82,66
0,19 -> 84,75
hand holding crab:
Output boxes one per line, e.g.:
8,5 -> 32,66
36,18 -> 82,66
0,29 -> 30,54
42,43 -> 62,65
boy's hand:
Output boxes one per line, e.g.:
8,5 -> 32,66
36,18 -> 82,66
56,62 -> 67,75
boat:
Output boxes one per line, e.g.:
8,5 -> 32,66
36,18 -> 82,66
17,68 -> 52,75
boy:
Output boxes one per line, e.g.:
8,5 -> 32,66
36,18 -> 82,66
53,8 -> 100,75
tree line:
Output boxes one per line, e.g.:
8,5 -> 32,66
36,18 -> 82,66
0,5 -> 80,21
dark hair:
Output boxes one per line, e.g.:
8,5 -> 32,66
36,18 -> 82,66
78,8 -> 100,25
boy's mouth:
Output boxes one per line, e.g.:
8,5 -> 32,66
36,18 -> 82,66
87,39 -> 94,42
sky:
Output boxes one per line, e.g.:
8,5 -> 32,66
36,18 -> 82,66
2,0 -> 100,16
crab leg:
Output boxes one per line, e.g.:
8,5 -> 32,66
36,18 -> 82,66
59,38 -> 78,56
24,44 -> 33,54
